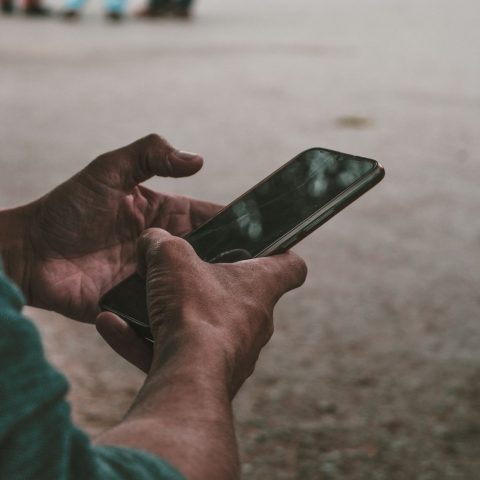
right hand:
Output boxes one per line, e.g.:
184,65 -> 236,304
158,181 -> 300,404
98,228 -> 307,396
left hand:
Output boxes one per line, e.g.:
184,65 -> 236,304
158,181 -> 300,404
18,134 -> 221,323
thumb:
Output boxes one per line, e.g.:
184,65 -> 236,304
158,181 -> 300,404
136,228 -> 173,278
87,134 -> 203,191
247,251 -> 308,301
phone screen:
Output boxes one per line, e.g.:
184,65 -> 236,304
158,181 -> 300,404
186,148 -> 376,260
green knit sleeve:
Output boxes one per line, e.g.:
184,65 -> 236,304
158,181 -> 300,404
0,263 -> 184,480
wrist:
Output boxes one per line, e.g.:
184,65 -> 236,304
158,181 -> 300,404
147,326 -> 231,400
0,205 -> 32,292
99,328 -> 240,480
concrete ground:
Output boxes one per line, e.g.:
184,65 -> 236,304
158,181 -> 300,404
1,0 -> 480,478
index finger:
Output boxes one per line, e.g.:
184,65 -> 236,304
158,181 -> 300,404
87,134 -> 204,191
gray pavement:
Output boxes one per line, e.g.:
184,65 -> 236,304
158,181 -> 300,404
1,1 -> 480,478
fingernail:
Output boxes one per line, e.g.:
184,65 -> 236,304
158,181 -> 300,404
177,150 -> 201,161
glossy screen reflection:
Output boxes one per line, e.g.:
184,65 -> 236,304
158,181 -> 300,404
185,149 -> 375,260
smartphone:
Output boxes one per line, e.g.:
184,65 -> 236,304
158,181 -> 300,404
100,147 -> 384,339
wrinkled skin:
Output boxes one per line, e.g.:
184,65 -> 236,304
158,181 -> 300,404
20,134 -> 220,323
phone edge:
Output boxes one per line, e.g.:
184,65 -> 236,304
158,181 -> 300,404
256,161 -> 385,256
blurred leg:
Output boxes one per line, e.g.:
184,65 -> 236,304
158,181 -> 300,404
105,0 -> 125,13
1,0 -> 14,14
169,0 -> 192,17
136,0 -> 169,17
104,0 -> 125,20
24,0 -> 51,15
63,0 -> 86,11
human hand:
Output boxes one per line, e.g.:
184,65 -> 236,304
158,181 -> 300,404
96,231 -> 306,479
10,134 -> 221,322
97,228 -> 307,396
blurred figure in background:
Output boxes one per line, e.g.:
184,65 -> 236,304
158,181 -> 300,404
62,0 -> 126,20
1,0 -> 50,15
137,0 -> 193,19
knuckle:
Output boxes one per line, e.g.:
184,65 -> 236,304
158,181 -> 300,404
140,228 -> 164,247
92,152 -> 108,165
162,150 -> 175,177
140,134 -> 178,177
141,134 -> 166,159
142,227 -> 161,239
142,133 -> 165,148
139,229 -> 171,261
88,152 -> 112,176
142,133 -> 175,157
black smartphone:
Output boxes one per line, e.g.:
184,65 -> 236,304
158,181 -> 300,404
100,147 -> 384,339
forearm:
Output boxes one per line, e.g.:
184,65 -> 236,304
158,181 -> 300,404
96,330 -> 240,480
0,206 -> 31,292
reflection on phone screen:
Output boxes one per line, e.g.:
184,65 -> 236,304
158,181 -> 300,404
185,149 -> 375,260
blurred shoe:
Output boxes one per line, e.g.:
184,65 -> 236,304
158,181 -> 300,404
1,1 -> 14,14
62,9 -> 80,20
24,4 -> 51,15
106,10 -> 123,21
135,6 -> 168,18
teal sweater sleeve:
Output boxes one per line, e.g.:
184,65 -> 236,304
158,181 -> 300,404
0,263 -> 185,480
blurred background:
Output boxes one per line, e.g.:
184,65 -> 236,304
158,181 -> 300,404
1,0 -> 479,478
